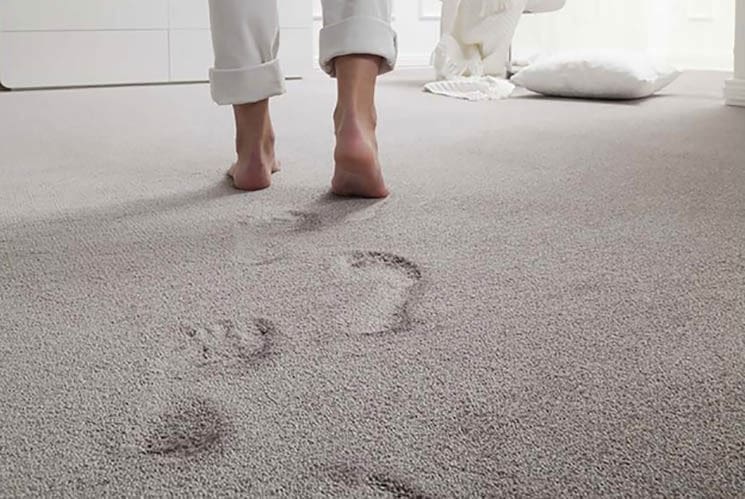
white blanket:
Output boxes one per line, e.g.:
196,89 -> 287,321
424,76 -> 515,101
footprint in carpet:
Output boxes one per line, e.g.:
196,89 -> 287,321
233,200 -> 389,266
234,209 -> 323,266
239,197 -> 389,237
141,395 -> 226,458
165,317 -> 278,377
331,251 -> 424,336
326,464 -> 433,499
240,209 -> 324,234
263,198 -> 390,233
266,209 -> 323,233
367,473 -> 433,499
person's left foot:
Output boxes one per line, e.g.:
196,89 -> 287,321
227,153 -> 280,192
228,100 -> 279,192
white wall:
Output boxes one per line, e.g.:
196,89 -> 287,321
312,0 -> 736,71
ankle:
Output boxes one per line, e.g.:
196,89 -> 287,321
238,148 -> 273,169
234,99 -> 269,120
236,135 -> 274,165
334,105 -> 377,133
234,100 -> 275,156
236,130 -> 275,161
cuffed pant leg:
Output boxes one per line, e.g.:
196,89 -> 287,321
319,0 -> 398,77
208,0 -> 286,105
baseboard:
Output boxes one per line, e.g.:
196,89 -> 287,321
725,78 -> 745,107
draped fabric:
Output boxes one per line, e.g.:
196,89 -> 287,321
479,0 -> 512,16
433,0 -> 527,80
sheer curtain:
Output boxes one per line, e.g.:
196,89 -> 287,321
513,0 -> 735,70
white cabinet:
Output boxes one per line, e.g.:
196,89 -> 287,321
0,0 -> 170,31
166,0 -> 313,83
0,0 -> 313,89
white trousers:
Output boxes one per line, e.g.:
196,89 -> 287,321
208,0 -> 397,105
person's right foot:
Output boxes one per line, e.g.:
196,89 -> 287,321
331,109 -> 389,199
229,100 -> 279,192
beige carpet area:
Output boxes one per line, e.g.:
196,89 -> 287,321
1,70 -> 744,497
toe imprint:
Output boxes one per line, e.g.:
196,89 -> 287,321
169,317 -> 277,375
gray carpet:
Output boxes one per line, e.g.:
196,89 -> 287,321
1,69 -> 744,497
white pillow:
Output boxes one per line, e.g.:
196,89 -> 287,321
510,50 -> 681,99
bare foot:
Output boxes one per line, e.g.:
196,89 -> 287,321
227,156 -> 280,192
331,109 -> 389,199
228,100 -> 280,192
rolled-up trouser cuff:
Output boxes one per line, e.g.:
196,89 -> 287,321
209,58 -> 286,105
319,16 -> 398,77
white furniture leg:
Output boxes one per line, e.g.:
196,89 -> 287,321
725,0 -> 745,106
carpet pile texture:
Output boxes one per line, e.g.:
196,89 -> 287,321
1,70 -> 744,496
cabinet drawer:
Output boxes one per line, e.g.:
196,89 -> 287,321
169,0 -> 314,30
0,0 -> 169,31
0,30 -> 170,87
169,29 -> 212,81
279,1 -> 314,27
169,0 -> 209,29
0,1 -> 313,88
169,27 -> 313,82
279,28 -> 314,76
